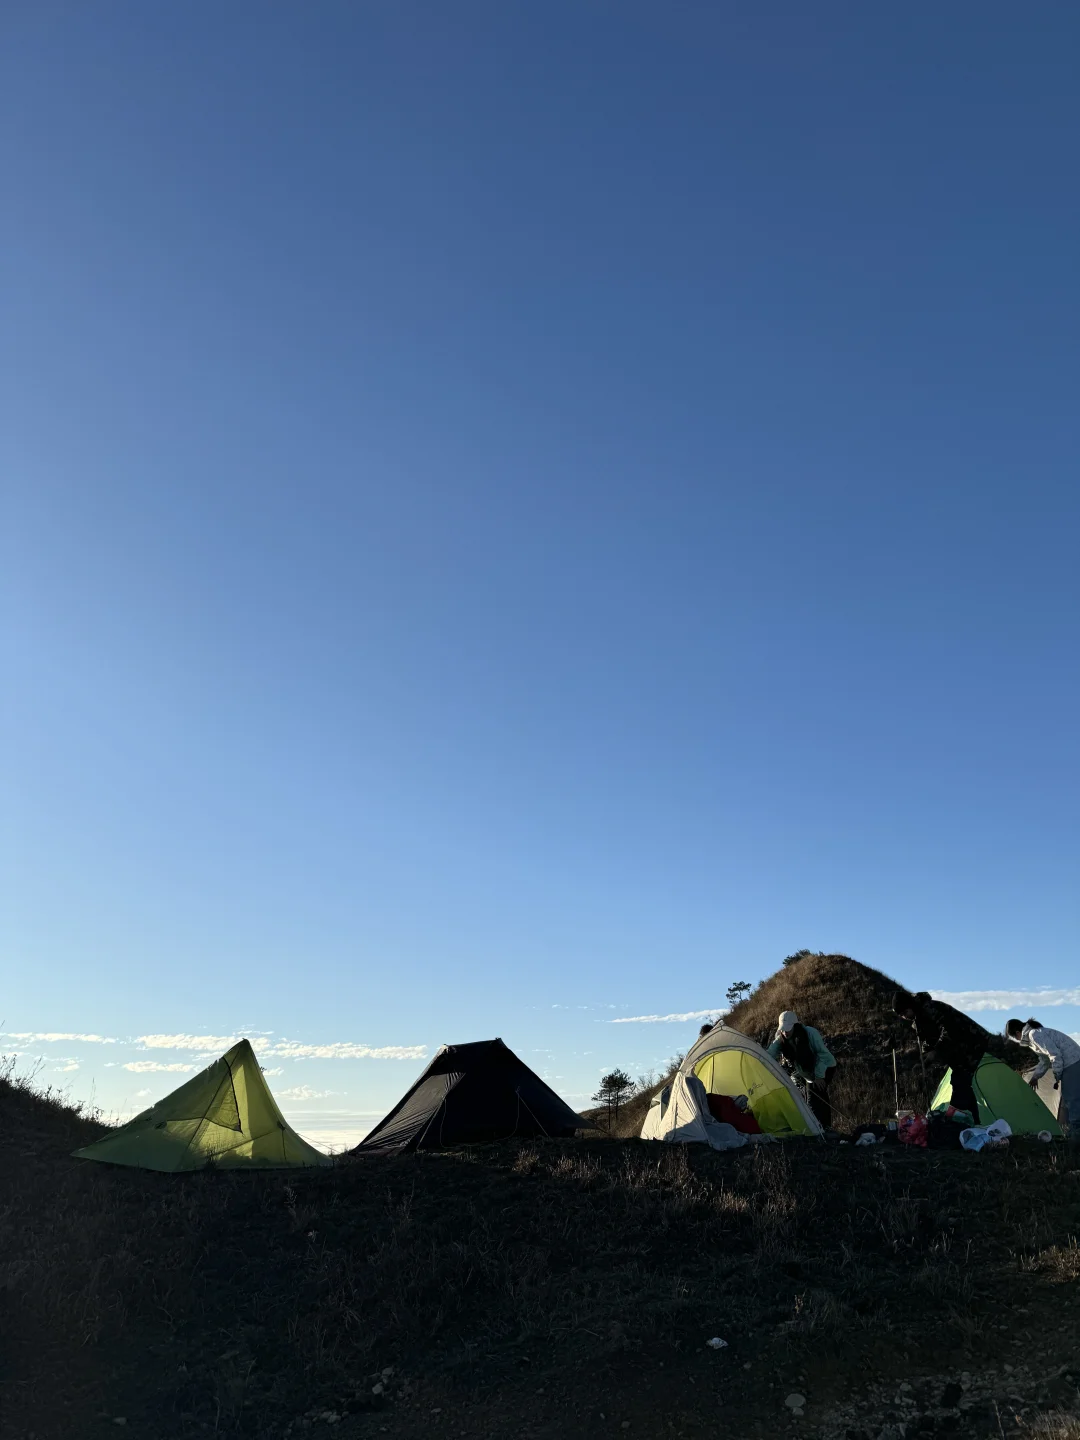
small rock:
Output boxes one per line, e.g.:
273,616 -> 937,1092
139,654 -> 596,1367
744,1362 -> 752,1370
785,1394 -> 807,1410
371,1384 -> 384,1395
706,1336 -> 728,1349
899,1383 -> 912,1393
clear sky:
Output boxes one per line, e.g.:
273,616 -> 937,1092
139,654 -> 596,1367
4,3 -> 1078,1146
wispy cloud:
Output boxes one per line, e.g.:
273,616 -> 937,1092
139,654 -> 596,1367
277,1086 -> 341,1101
136,1034 -> 239,1051
261,1067 -> 284,1076
5,1032 -> 117,1044
931,988 -> 1080,1013
261,1041 -> 426,1061
611,1008 -> 722,1025
134,1034 -> 425,1061
135,1088 -> 152,1097
52,1061 -> 80,1073
122,1061 -> 197,1074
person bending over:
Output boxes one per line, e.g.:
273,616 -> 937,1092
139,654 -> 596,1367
1006,1018 -> 1080,1135
892,988 -> 984,1121
767,1011 -> 837,1127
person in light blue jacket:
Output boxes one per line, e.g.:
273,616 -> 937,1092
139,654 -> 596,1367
767,1011 -> 837,1127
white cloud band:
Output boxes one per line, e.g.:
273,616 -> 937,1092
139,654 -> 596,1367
931,988 -> 1080,1013
136,1034 -> 240,1051
262,1041 -> 426,1061
611,1008 -> 723,1024
133,1034 -> 426,1061
122,1061 -> 197,1074
5,1032 -> 117,1044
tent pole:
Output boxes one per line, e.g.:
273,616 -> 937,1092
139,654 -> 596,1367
916,1038 -> 929,1112
892,1048 -> 899,1117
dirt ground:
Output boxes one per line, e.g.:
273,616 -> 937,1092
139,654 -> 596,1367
2,1075 -> 1078,1440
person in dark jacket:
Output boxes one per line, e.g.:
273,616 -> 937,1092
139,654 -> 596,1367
892,988 -> 985,1120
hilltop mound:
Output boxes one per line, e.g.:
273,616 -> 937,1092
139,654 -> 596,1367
725,951 -> 1004,1127
602,952 -> 1009,1138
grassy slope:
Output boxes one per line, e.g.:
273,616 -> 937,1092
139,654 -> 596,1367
2,1064 -> 1079,1440
723,950 -> 1004,1127
599,953 -> 1017,1139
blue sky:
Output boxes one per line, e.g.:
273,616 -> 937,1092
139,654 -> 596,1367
3,4 -> 1078,1146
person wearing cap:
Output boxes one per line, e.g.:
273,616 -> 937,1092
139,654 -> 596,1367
1005,1018 -> 1080,1135
767,1011 -> 837,1126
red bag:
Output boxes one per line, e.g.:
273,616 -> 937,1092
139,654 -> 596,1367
706,1093 -> 762,1134
898,1115 -> 928,1148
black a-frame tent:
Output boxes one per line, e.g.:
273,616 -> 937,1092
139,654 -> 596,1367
355,1039 -> 586,1154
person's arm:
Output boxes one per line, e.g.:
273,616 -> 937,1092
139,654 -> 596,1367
1025,1032 -> 1051,1081
766,1037 -> 782,1061
809,1029 -> 835,1081
1033,1030 -> 1065,1082
917,1015 -> 944,1055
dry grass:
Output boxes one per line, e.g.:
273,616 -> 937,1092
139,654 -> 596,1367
1023,1418 -> 1080,1440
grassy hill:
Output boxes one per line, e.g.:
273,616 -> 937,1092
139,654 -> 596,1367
598,952 -> 1013,1138
2,1056 -> 1079,1439
724,950 -> 1010,1126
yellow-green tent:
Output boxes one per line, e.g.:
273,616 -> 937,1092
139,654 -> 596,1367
73,1040 -> 331,1172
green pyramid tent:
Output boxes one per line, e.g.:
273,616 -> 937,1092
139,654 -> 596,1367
931,1052 -> 1062,1137
73,1040 -> 332,1172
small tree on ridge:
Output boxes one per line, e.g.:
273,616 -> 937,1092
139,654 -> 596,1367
592,1069 -> 635,1127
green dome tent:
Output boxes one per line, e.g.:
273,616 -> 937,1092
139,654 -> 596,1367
73,1040 -> 331,1172
931,1052 -> 1062,1137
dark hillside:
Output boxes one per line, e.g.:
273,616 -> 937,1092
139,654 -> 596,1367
0,1057 -> 106,1153
2,1063 -> 1078,1440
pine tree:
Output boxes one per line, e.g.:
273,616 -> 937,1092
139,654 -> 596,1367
592,1069 -> 635,1126
725,980 -> 752,1008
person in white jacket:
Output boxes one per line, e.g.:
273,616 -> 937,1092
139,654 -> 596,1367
1005,1017 -> 1080,1135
